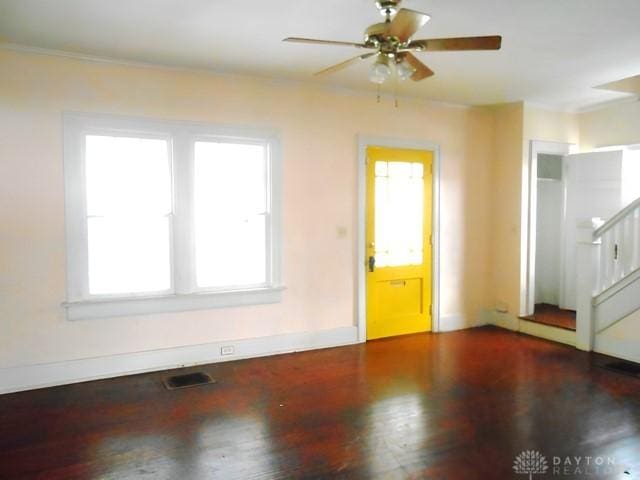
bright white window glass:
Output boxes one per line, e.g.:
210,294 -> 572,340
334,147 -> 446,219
85,135 -> 172,295
374,160 -> 424,267
194,141 -> 268,288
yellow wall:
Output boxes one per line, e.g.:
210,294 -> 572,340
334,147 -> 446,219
0,48 -> 495,369
489,103 -> 524,325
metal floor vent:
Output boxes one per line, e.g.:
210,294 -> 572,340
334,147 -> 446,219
601,361 -> 640,378
163,372 -> 216,390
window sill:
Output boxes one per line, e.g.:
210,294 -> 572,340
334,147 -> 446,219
63,286 -> 285,321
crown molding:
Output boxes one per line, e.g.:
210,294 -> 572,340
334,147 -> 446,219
0,41 -> 472,111
575,94 -> 639,114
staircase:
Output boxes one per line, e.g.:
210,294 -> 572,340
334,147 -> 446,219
576,196 -> 640,362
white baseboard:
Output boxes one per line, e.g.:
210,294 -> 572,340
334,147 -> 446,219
518,319 -> 576,346
477,309 -> 494,327
594,335 -> 640,364
0,326 -> 359,395
438,310 -> 491,332
486,311 -> 576,346
487,311 -> 519,331
438,314 -> 468,332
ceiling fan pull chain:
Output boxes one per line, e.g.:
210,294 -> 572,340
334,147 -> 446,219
377,83 -> 381,103
394,62 -> 399,108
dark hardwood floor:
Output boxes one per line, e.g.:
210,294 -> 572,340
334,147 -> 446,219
1,327 -> 639,479
522,303 -> 577,331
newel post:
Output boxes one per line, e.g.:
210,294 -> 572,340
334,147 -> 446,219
575,220 -> 600,351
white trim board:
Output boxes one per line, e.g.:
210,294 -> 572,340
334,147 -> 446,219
486,312 -> 576,346
438,310 -> 494,332
356,136 -> 441,341
0,326 -> 358,395
518,319 -> 576,347
594,335 -> 640,364
490,312 -> 520,331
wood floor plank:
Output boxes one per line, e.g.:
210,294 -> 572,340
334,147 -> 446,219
1,327 -> 639,479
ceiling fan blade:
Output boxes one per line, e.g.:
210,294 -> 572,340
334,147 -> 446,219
407,35 -> 502,51
314,52 -> 377,76
404,52 -> 434,81
283,37 -> 367,48
388,9 -> 431,42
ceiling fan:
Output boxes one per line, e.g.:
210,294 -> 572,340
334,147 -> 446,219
283,0 -> 502,85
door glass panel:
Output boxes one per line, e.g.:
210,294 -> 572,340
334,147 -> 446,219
374,160 -> 424,267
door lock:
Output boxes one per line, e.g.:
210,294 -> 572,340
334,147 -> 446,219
368,255 -> 376,272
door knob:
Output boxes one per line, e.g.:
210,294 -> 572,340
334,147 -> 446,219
368,255 -> 376,272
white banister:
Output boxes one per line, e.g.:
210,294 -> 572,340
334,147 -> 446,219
593,196 -> 640,239
577,197 -> 640,351
592,199 -> 640,297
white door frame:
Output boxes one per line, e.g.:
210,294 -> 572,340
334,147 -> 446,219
357,135 -> 441,342
522,140 -> 576,317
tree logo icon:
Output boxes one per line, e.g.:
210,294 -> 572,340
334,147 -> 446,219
513,450 -> 548,479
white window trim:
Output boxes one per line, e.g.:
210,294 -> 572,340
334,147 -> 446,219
62,112 -> 283,320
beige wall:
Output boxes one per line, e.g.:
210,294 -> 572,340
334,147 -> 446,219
524,105 -> 579,146
579,100 -> 640,151
0,49 -> 495,369
487,103 -> 579,325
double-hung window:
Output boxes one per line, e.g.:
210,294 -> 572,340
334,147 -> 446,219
63,113 -> 282,320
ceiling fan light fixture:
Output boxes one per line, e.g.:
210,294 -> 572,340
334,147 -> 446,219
396,58 -> 415,80
369,55 -> 392,84
283,1 -> 502,90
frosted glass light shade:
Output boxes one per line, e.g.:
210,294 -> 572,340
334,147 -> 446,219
369,58 -> 392,84
396,60 -> 415,81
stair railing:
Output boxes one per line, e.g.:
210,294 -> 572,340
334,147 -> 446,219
576,196 -> 640,351
592,196 -> 640,295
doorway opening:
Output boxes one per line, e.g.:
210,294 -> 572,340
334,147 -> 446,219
523,141 -> 576,331
523,142 -> 640,333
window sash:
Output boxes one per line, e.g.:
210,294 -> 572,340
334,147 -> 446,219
63,112 -> 282,315
192,138 -> 271,291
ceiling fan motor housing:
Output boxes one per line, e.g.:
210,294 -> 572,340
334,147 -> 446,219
364,23 -> 388,47
374,0 -> 401,16
364,22 -> 403,52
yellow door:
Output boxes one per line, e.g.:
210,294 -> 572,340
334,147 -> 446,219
366,146 -> 433,340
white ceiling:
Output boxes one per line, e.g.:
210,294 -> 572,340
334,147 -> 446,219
1,0 -> 640,110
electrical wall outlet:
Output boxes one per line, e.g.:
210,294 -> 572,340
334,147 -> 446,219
220,345 -> 235,356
